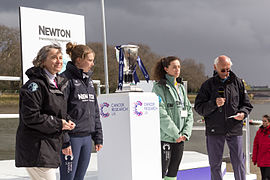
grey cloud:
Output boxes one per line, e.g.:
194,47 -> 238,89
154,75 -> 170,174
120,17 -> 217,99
0,0 -> 270,85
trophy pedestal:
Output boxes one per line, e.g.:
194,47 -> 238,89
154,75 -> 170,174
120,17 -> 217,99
115,83 -> 143,93
97,92 -> 162,180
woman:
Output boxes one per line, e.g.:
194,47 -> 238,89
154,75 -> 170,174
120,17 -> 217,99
152,56 -> 194,180
60,42 -> 103,180
252,114 -> 270,180
15,44 -> 75,180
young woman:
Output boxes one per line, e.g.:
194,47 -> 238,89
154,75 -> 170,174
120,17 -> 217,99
252,114 -> 270,180
60,42 -> 103,180
152,56 -> 194,180
15,44 -> 75,180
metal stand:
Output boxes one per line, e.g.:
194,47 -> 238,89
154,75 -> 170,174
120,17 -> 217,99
245,115 -> 251,175
115,83 -> 143,93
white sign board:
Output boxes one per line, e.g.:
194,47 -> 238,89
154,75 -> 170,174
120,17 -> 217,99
19,7 -> 86,83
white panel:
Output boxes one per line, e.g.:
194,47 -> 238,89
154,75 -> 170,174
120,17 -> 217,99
97,92 -> 162,180
20,7 -> 85,83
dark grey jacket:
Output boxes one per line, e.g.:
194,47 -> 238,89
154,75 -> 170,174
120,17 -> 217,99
194,71 -> 253,136
16,67 -> 69,168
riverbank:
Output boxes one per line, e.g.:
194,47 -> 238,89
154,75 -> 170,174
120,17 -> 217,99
0,93 -> 19,106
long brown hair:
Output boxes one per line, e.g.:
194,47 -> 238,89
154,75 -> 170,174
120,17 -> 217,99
152,56 -> 181,81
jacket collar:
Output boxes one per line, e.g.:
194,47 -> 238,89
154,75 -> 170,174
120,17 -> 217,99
259,125 -> 270,134
213,70 -> 237,85
25,66 -> 66,93
66,61 -> 93,79
165,74 -> 175,86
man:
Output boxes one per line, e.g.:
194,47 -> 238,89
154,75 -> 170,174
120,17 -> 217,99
194,55 -> 253,180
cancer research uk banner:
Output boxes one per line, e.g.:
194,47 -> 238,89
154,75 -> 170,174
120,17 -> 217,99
19,6 -> 86,83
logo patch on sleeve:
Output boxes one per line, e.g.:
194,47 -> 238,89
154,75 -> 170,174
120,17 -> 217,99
28,82 -> 39,92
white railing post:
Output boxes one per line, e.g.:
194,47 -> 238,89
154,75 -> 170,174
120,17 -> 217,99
245,115 -> 250,175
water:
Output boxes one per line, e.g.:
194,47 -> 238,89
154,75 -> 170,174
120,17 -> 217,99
0,102 -> 268,160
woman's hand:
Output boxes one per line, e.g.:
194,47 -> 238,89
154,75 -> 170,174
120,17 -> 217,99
62,120 -> 76,130
95,144 -> 103,151
176,136 -> 186,143
62,146 -> 72,156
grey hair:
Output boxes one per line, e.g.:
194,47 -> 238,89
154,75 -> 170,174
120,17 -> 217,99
32,44 -> 62,67
214,55 -> 233,66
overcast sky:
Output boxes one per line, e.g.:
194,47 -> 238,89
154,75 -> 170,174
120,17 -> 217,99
0,0 -> 269,86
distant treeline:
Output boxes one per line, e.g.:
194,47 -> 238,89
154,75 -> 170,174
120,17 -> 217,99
0,24 -> 207,93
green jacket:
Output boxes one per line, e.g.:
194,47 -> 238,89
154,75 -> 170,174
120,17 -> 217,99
152,74 -> 194,143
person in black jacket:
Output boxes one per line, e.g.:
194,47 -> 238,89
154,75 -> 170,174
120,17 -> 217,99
15,44 -> 75,180
59,42 -> 103,180
194,55 -> 253,180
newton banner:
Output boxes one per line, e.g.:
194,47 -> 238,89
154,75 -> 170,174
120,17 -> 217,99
19,6 -> 85,83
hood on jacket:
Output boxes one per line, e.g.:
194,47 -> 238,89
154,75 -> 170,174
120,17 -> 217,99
25,67 -> 46,80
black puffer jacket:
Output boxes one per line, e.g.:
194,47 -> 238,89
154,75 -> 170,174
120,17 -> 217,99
15,67 -> 69,168
61,62 -> 103,145
194,71 -> 253,136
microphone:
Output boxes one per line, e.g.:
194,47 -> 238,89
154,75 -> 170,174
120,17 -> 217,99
218,87 -> 225,112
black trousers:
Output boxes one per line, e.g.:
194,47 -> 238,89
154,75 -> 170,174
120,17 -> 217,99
260,167 -> 270,180
161,141 -> 184,178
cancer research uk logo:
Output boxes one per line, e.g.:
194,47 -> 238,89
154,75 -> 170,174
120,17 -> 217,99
100,101 -> 158,118
134,101 -> 143,116
100,102 -> 110,118
133,101 -> 158,117
99,102 -> 129,118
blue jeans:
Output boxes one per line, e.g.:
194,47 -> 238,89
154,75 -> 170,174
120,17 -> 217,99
60,135 -> 92,180
206,135 -> 245,180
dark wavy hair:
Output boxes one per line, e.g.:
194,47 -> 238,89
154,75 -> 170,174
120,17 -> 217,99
152,56 -> 181,81
263,114 -> 270,122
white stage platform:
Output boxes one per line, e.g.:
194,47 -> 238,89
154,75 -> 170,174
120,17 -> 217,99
0,151 -> 256,180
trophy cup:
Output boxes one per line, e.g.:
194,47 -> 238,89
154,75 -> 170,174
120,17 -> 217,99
115,44 -> 143,92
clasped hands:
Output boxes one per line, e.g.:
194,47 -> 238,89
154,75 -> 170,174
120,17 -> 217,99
62,119 -> 76,131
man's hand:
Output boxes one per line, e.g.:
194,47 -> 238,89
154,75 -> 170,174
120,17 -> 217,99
234,112 -> 245,121
216,97 -> 226,107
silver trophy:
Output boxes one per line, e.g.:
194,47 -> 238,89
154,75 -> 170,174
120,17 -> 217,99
115,45 -> 142,92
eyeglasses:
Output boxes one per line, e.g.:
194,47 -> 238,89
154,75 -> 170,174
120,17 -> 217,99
221,68 -> 231,73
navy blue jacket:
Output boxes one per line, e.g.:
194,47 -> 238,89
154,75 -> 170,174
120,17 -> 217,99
61,62 -> 103,145
194,71 -> 253,136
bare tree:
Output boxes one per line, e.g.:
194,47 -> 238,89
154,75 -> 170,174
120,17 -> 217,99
0,25 -> 21,90
0,26 -> 207,93
181,58 -> 207,92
